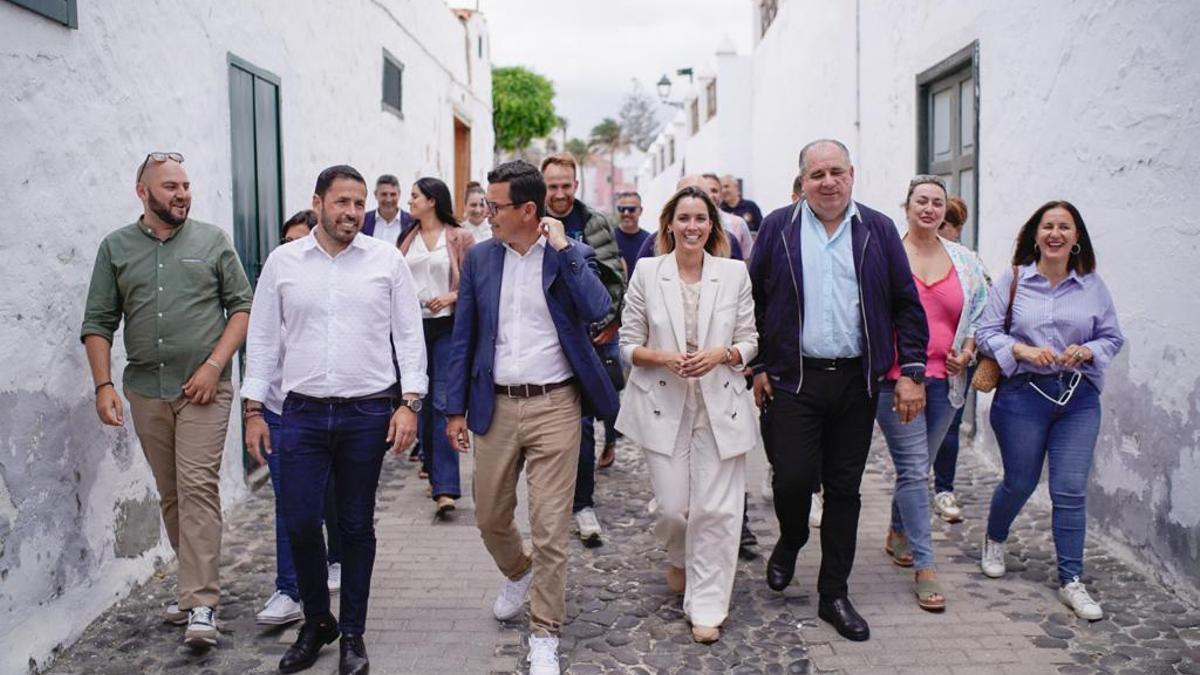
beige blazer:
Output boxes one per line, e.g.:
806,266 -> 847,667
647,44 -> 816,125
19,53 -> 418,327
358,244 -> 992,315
615,252 -> 759,459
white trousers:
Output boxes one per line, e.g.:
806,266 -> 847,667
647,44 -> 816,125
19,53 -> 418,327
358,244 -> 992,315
644,388 -> 745,627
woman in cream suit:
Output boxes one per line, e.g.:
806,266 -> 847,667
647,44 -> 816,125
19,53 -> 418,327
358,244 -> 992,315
616,186 -> 759,643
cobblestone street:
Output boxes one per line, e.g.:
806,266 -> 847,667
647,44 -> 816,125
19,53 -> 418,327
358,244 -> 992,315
46,427 -> 1200,674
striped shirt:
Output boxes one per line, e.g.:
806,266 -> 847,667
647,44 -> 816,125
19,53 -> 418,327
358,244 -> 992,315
977,263 -> 1124,391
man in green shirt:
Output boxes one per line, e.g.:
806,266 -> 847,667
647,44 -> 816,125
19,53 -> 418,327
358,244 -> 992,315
80,153 -> 253,648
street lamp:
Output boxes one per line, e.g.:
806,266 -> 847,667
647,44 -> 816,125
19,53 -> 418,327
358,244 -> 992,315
656,71 -> 688,109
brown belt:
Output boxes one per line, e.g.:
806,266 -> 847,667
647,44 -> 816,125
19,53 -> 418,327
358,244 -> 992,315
494,379 -> 575,398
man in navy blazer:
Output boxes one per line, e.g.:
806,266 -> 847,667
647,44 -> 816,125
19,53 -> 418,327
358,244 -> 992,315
444,160 -> 617,675
362,174 -> 413,245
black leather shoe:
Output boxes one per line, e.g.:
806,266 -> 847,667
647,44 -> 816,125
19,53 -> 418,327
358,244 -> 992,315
339,635 -> 370,675
818,596 -> 870,641
279,616 -> 339,673
766,543 -> 798,591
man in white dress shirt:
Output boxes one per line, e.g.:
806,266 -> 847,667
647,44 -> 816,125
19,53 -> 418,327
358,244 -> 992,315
243,165 -> 427,675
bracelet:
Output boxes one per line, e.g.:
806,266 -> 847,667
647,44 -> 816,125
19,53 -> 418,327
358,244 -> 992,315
243,410 -> 263,419
95,381 -> 114,394
204,358 -> 222,371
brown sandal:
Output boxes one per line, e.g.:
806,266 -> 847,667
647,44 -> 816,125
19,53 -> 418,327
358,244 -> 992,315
597,442 -> 616,469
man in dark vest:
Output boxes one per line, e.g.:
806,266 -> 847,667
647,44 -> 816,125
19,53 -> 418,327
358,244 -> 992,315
362,174 -> 413,245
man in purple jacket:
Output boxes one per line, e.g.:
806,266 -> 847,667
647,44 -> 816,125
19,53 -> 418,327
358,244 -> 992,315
748,139 -> 928,642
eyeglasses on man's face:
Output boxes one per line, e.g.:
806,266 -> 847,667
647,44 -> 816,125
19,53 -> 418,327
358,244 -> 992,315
486,200 -> 526,215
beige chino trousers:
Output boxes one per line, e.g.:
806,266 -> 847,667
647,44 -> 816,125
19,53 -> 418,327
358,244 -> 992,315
125,382 -> 232,610
473,384 -> 581,636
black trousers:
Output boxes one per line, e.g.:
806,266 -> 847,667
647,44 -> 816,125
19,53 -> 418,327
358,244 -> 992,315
763,367 -> 878,598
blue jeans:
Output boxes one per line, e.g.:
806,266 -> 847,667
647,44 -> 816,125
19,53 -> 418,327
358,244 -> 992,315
933,366 -> 975,493
987,373 -> 1101,585
422,317 -> 460,499
876,378 -> 955,570
279,394 -> 393,635
574,339 -> 620,512
264,409 -> 341,600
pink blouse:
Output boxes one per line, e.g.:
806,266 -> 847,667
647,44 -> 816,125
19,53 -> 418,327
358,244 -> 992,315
888,266 -> 963,381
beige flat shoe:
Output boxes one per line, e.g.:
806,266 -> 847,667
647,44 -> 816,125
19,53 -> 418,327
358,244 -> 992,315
666,565 -> 686,594
691,625 -> 720,643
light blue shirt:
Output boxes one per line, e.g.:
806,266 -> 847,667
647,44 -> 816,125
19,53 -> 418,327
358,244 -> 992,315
800,200 -> 862,358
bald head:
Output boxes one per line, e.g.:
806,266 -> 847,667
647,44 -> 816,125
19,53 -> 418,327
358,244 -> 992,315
798,139 -> 851,175
676,175 -> 705,191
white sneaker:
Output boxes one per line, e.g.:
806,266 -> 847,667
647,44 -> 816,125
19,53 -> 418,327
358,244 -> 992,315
255,591 -> 303,625
1059,579 -> 1103,620
934,491 -> 964,523
761,469 -> 774,502
162,602 -> 188,626
183,606 -> 218,647
980,536 -> 1007,578
574,507 -> 603,546
809,492 -> 823,529
492,570 -> 533,621
327,562 -> 341,593
527,634 -> 560,675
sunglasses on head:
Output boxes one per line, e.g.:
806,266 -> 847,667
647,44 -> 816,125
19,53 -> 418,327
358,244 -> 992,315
137,152 -> 185,181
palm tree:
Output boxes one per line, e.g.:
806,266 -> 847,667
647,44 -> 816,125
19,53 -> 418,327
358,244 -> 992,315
555,116 -> 568,149
588,118 -> 627,211
565,137 -> 592,196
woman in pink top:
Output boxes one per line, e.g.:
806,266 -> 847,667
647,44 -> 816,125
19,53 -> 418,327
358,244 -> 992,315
877,176 -> 989,611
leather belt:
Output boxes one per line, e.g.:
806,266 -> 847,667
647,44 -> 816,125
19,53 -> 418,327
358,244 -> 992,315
288,389 -> 396,405
494,379 -> 575,398
802,356 -> 862,372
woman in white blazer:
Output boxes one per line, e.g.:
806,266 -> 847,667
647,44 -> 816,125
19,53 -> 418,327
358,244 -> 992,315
615,186 -> 759,644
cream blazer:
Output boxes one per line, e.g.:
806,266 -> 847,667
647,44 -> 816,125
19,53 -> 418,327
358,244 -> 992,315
615,252 -> 759,459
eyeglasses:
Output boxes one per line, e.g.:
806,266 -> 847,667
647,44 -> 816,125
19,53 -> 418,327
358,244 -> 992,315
137,152 -> 185,181
1029,370 -> 1083,407
616,206 -> 640,214
908,174 -> 947,191
486,200 -> 525,215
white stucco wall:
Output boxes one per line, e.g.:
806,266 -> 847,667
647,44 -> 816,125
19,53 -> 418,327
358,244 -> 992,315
643,0 -> 1200,596
748,0 -> 1200,595
0,1 -> 492,671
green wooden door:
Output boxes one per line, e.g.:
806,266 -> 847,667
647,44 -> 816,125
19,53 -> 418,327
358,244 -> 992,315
228,56 -> 283,289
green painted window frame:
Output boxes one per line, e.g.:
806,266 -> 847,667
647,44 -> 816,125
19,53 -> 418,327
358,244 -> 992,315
6,0 -> 77,28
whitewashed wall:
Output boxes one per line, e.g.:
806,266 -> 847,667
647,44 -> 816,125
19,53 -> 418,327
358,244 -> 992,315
747,0 -> 1200,596
0,1 -> 492,671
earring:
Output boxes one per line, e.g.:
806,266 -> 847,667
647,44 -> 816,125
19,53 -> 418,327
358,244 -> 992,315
1033,243 -> 1040,257
1071,243 -> 1082,255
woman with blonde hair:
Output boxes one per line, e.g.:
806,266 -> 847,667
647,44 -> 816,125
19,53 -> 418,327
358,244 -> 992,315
616,186 -> 757,643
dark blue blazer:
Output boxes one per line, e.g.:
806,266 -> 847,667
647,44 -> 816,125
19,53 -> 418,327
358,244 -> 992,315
444,238 -> 620,434
362,209 -> 413,243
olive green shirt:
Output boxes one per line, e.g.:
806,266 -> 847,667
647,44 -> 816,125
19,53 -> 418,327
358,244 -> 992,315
80,218 -> 254,400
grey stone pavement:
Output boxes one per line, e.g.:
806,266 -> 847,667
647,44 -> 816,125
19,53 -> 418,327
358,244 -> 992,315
45,423 -> 1200,674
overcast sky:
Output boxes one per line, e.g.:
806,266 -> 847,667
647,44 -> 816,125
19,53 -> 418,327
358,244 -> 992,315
449,0 -> 754,142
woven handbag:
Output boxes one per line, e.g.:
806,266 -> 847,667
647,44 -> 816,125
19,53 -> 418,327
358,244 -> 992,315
972,267 -> 1019,393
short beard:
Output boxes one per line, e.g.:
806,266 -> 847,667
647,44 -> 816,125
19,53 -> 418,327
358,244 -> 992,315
147,191 -> 188,226
320,207 -> 359,244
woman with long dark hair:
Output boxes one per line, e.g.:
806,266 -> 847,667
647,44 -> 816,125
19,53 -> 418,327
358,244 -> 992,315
616,186 -> 757,643
401,177 -> 476,515
977,200 -> 1124,620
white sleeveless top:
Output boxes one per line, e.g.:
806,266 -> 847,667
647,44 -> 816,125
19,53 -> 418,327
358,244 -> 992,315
405,229 -> 453,319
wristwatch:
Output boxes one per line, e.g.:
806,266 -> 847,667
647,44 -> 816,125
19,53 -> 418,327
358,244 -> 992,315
902,367 -> 926,384
399,398 -> 423,413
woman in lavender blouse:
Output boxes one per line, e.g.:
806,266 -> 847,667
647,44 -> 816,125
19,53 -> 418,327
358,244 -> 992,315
976,201 -> 1124,621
